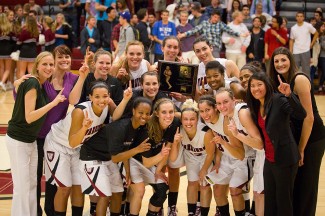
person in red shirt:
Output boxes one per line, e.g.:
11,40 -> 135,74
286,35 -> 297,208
246,72 -> 306,216
264,15 -> 288,71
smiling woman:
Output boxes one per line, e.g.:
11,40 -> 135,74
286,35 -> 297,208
79,49 -> 124,114
268,47 -> 325,216
128,98 -> 179,215
5,51 -> 66,216
43,81 -> 111,216
111,41 -> 151,90
246,72 -> 306,216
112,71 -> 169,120
169,99 -> 215,216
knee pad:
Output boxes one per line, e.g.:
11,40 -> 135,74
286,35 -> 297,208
149,183 -> 169,207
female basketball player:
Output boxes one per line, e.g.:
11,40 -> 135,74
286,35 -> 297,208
239,64 -> 262,91
193,37 -> 240,99
113,71 -> 169,120
170,99 -> 215,216
205,60 -> 246,100
128,98 -> 179,216
158,36 -> 185,215
215,88 -> 264,216
44,81 -> 114,216
111,41 -> 151,90
80,49 -> 123,107
198,94 -> 247,216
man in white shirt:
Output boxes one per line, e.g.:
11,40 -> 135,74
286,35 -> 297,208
222,11 -> 251,69
290,11 -> 318,78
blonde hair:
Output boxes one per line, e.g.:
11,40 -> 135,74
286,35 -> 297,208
54,13 -> 71,28
31,51 -> 54,78
111,40 -> 145,83
147,98 -> 175,144
232,11 -> 242,20
0,13 -> 12,36
43,16 -> 55,33
181,99 -> 199,112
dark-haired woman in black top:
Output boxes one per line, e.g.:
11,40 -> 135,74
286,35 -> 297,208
268,47 -> 325,216
246,72 -> 306,216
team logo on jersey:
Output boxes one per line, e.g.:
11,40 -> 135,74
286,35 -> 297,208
84,164 -> 94,174
47,151 -> 55,162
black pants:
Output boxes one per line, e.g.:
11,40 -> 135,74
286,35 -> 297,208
36,138 -> 57,216
293,137 -> 325,216
264,160 -> 298,216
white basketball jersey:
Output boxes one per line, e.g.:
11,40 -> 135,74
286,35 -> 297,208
232,103 -> 256,157
206,114 -> 235,158
180,124 -> 207,157
197,57 -> 229,90
49,101 -> 108,149
130,59 -> 148,90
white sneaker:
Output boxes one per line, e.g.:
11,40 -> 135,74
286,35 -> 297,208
0,82 -> 7,91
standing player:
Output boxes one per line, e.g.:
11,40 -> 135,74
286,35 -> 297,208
205,61 -> 246,101
44,81 -> 114,216
80,49 -> 123,108
216,88 -> 264,216
107,97 -> 153,215
128,98 -> 178,216
193,37 -> 240,99
111,41 -> 151,90
149,35 -> 186,215
169,99 -> 215,216
198,95 -> 247,216
112,71 -> 169,120
79,92 -> 152,216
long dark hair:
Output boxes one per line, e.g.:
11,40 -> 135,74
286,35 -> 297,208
246,72 -> 274,121
268,47 -> 298,89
